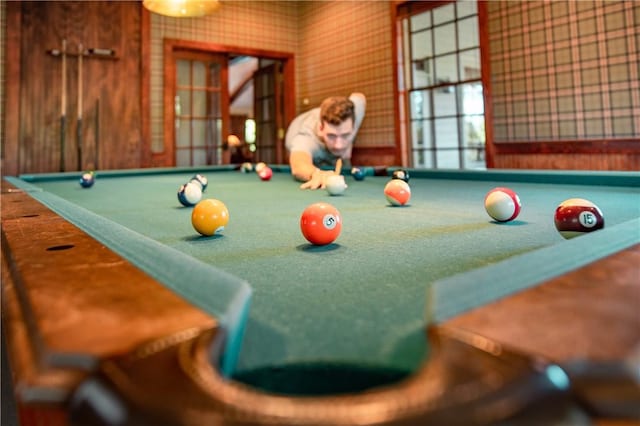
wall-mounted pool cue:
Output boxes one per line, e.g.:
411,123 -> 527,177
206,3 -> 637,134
77,43 -> 83,171
60,39 -> 67,172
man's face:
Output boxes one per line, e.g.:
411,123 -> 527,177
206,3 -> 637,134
319,119 -> 354,157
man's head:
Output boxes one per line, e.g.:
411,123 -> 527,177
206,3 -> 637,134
318,96 -> 356,157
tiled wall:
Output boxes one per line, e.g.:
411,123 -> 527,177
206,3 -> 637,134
296,1 -> 395,147
149,1 -> 395,153
488,0 -> 640,142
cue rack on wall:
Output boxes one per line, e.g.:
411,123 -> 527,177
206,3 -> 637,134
47,41 -> 118,172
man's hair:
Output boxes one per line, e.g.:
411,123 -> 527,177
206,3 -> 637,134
320,96 -> 355,126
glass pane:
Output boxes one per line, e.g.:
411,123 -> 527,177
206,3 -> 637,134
261,98 -> 272,121
436,149 -> 460,168
192,148 -> 207,166
459,49 -> 481,80
434,23 -> 456,55
462,115 -> 484,145
209,91 -> 221,118
412,57 -> 433,88
260,74 -> 274,96
411,119 -> 432,148
435,53 -> 458,83
261,123 -> 276,147
434,118 -> 459,148
410,10 -> 430,31
176,149 -> 190,167
411,30 -> 433,61
433,3 -> 454,25
410,90 -> 431,118
193,90 -> 207,117
192,120 -> 206,146
458,17 -> 479,50
433,87 -> 457,117
177,90 -> 191,116
177,60 -> 190,87
460,82 -> 484,115
193,61 -> 206,88
413,149 -> 434,168
176,119 -> 190,148
213,118 -> 223,147
209,63 -> 221,88
457,1 -> 477,18
463,148 -> 485,170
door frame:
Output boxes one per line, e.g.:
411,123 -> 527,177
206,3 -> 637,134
148,38 -> 295,167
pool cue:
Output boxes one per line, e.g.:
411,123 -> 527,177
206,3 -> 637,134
59,39 -> 67,172
334,158 -> 342,175
77,43 -> 83,171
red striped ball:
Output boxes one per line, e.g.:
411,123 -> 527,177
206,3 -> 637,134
554,198 -> 604,239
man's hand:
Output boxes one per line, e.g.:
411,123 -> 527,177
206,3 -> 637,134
300,169 -> 334,190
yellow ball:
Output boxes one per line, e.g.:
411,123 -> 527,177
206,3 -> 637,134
191,199 -> 229,236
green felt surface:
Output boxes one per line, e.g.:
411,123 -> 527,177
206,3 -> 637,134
14,167 -> 640,390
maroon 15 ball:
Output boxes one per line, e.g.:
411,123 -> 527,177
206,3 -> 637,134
554,198 -> 604,239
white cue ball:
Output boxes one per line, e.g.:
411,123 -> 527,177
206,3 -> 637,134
325,175 -> 348,196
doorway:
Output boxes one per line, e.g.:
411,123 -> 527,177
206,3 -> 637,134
163,39 -> 294,168
228,57 -> 285,165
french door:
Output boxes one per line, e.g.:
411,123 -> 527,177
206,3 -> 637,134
172,50 -> 229,167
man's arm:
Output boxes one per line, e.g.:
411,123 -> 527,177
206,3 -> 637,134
290,151 -> 317,182
290,151 -> 335,189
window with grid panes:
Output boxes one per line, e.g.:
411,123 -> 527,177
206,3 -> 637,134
397,1 -> 485,169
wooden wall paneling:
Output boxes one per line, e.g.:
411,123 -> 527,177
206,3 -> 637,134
19,2 -> 65,173
493,139 -> 640,170
69,1 -> 142,171
351,146 -> 397,167
11,1 -> 141,175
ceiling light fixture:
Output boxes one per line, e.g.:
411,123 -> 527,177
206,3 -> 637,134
143,0 -> 221,18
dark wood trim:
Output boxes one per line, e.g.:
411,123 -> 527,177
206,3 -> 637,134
390,2 -> 404,166
494,139 -> 640,155
394,0 -> 454,18
164,38 -> 295,62
478,1 -> 494,169
162,40 -> 176,166
3,2 -> 22,177
282,57 -> 296,131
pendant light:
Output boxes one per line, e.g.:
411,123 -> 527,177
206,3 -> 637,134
143,0 -> 221,17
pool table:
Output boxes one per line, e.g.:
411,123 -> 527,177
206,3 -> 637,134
2,166 -> 639,425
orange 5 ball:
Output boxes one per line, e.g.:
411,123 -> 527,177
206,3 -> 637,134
300,202 -> 342,245
192,199 -> 229,236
